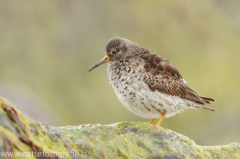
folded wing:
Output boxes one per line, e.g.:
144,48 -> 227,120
140,53 -> 216,105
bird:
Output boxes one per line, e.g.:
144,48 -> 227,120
89,37 -> 216,127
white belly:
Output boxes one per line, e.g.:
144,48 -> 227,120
108,73 -> 198,118
107,61 -> 199,119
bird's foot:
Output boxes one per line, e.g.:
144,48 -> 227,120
153,125 -> 160,128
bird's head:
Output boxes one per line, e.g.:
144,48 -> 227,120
89,37 -> 146,72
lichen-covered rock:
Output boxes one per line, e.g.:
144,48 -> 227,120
0,97 -> 239,159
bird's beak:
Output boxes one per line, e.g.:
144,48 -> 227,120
89,55 -> 110,72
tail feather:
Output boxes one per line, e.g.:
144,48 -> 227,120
201,105 -> 216,112
199,96 -> 216,104
197,95 -> 216,111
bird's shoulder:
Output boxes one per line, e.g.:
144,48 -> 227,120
137,53 -> 207,104
139,53 -> 182,80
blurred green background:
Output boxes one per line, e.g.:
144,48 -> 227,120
0,0 -> 240,145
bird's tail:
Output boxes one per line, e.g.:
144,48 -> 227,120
199,96 -> 216,111
201,105 -> 216,112
199,96 -> 216,104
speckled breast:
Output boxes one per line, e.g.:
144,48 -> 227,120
107,58 -> 166,118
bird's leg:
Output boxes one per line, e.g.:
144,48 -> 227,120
156,112 -> 167,127
150,118 -> 156,124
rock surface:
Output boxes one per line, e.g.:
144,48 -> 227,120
0,97 -> 239,159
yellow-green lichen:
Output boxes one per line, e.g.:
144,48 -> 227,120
0,97 -> 239,159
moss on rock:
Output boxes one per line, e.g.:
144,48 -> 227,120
0,97 -> 239,159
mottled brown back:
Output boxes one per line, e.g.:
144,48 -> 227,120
140,53 -> 215,105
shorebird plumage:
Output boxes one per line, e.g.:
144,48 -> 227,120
89,37 -> 216,126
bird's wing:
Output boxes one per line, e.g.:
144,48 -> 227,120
140,53 -> 215,105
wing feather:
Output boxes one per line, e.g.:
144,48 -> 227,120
140,53 -> 215,105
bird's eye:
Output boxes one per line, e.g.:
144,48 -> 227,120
116,49 -> 120,52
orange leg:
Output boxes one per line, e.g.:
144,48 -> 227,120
150,118 -> 156,124
156,112 -> 167,127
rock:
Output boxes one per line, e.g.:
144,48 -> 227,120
0,97 -> 239,159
